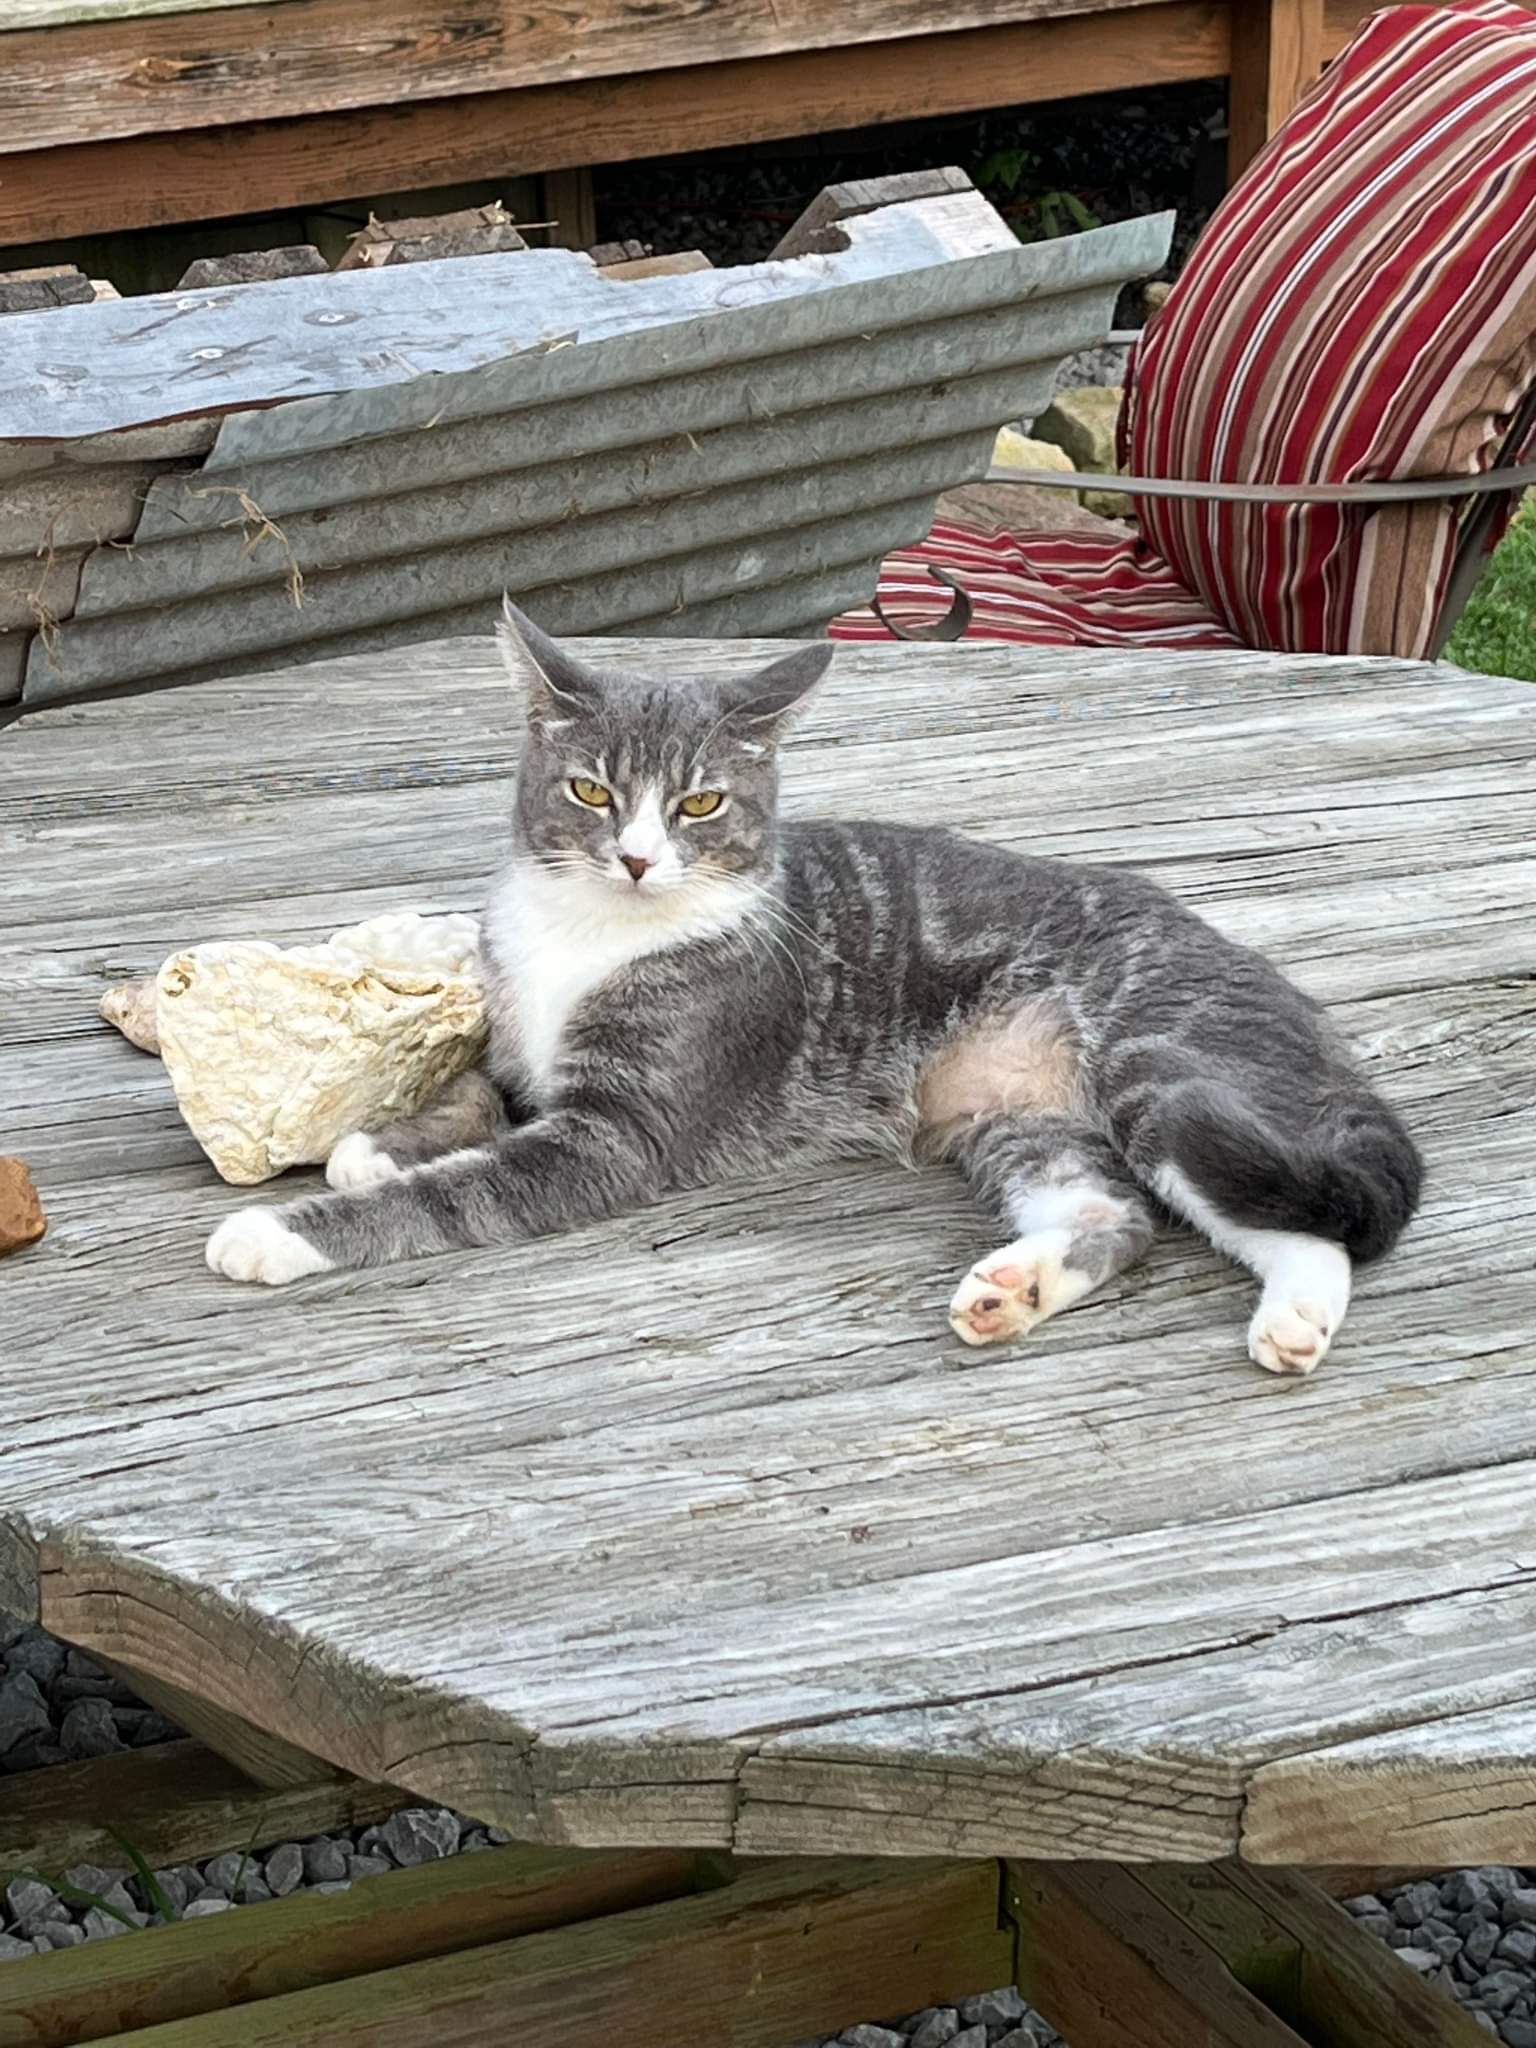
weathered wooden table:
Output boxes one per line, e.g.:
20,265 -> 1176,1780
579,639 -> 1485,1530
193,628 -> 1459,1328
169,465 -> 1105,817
2,638 -> 1532,2046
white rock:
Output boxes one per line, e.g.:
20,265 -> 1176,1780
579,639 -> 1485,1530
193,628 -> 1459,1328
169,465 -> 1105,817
156,911 -> 486,1185
99,977 -> 161,1053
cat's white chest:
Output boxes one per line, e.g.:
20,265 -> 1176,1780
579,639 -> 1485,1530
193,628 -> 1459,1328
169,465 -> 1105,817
484,867 -> 748,1104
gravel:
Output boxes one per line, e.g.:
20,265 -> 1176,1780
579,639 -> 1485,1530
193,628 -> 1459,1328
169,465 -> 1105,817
0,1625 -> 180,1774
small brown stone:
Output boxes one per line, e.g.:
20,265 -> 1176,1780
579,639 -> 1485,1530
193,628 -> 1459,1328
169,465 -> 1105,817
0,1158 -> 47,1257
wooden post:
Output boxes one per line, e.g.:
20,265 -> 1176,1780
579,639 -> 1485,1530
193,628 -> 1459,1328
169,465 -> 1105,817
541,167 -> 598,250
1228,0 -> 1325,180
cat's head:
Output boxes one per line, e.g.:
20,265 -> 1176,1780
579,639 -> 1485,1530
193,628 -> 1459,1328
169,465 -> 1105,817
496,598 -> 832,906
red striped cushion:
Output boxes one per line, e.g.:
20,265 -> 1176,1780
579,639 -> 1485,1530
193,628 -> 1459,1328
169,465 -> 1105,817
1126,0 -> 1536,656
828,520 -> 1239,647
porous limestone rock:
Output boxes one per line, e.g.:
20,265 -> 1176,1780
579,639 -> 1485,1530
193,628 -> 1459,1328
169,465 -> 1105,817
99,977 -> 160,1053
154,912 -> 485,1185
990,427 -> 1076,478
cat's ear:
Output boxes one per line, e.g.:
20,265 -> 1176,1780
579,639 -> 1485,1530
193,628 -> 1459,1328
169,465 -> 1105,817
497,597 -> 600,728
723,644 -> 834,735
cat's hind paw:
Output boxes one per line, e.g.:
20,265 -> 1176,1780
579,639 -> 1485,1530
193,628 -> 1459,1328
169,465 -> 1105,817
326,1131 -> 404,1192
1248,1298 -> 1334,1377
207,1206 -> 334,1286
949,1231 -> 1085,1347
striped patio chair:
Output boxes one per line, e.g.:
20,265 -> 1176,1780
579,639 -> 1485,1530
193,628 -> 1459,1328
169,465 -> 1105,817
833,0 -> 1536,660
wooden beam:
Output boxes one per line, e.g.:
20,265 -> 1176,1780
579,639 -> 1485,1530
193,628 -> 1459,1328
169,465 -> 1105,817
93,1661 -> 342,1791
1012,1864 -> 1487,2048
1144,1865 -> 1489,2048
70,1860 -> 1014,2048
1007,1862 -> 1310,2048
0,0 -> 1178,155
540,168 -> 597,252
0,1842 -> 706,2046
0,1739 -> 404,1878
1228,0 -> 1325,179
0,5 -> 1229,247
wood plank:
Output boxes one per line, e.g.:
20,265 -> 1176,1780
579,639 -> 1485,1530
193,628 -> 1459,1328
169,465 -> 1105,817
75,1860 -> 1015,2048
93,1664 -> 344,1790
539,169 -> 596,253
1007,1862 -> 1307,2048
0,1843 -> 706,2048
1247,1703 -> 1536,1868
0,7 -> 1229,243
1221,1865 -> 1487,2047
0,1740 -> 403,1879
1228,0 -> 1325,179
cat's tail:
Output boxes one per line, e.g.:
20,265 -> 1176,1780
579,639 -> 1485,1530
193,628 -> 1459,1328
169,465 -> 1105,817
1158,1082 -> 1423,1262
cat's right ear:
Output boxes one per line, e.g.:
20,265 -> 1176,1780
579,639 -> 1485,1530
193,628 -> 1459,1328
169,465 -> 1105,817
496,597 -> 599,730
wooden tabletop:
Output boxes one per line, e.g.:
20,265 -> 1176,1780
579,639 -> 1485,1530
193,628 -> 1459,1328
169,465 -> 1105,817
4,638 -> 1535,1869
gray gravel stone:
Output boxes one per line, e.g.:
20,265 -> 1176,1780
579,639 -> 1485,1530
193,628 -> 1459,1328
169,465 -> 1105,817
1499,1929 -> 1536,1967
202,1854 -> 247,1894
311,1880 -> 353,1895
234,1876 -> 273,1906
150,1869 -> 190,1914
906,2012 -> 960,2048
0,1934 -> 35,1963
946,2029 -> 987,2048
959,1990 -> 1027,2027
5,1876 -> 60,1923
1468,1921 -> 1504,1969
81,1908 -> 131,1941
62,1864 -> 116,1896
1394,1947 -> 1440,1974
59,1697 -> 125,1760
0,1673 -> 51,1754
381,1808 -> 460,1866
35,1924 -> 84,1950
1501,2021 -> 1536,2047
1483,1972 -> 1531,2013
264,1844 -> 304,1897
347,1854 -> 392,1882
839,2029 -> 905,2048
1508,1892 -> 1536,1927
4,1632 -> 66,1687
1,1736 -> 66,1772
183,1898 -> 234,1919
112,1708 -> 183,1748
303,1839 -> 349,1883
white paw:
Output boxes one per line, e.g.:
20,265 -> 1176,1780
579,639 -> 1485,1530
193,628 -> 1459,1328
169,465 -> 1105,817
948,1230 -> 1087,1347
325,1131 -> 403,1192
206,1207 -> 334,1286
1249,1298 -> 1335,1377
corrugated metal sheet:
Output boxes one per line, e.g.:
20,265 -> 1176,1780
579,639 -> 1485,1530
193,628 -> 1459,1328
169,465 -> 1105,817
1,189 -> 1172,709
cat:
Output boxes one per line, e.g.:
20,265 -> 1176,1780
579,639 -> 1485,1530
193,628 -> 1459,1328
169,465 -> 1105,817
207,600 -> 1422,1375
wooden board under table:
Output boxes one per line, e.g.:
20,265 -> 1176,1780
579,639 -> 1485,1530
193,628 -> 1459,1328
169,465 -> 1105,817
0,0 -> 1389,247
3,639 -> 1536,1879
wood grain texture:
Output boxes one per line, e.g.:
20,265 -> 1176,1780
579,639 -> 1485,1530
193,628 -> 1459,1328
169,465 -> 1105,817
1228,0 -> 1325,178
0,1841 -> 705,2047
0,0 -> 1181,153
0,7 -> 1229,244
3,640 -> 1535,1866
75,1860 -> 1014,2048
0,1740 -> 403,1881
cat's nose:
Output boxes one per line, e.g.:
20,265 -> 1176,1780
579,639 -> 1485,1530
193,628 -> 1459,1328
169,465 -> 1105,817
619,853 -> 653,883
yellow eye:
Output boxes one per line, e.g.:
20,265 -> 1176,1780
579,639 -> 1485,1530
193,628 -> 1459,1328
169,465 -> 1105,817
570,777 -> 612,808
678,790 -> 724,819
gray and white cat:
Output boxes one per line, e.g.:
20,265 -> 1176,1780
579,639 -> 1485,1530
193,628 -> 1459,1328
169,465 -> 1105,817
208,602 -> 1421,1375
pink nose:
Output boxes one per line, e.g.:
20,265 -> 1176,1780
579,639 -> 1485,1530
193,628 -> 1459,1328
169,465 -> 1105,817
620,853 -> 652,883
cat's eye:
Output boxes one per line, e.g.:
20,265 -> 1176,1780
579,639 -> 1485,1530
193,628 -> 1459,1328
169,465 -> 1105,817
569,777 -> 612,809
678,790 -> 725,819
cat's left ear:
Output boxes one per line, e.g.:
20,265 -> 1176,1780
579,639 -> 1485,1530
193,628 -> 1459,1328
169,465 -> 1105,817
723,644 -> 834,734
496,596 -> 601,728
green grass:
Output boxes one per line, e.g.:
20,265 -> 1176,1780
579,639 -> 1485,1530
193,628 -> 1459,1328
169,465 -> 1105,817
1446,495 -> 1536,681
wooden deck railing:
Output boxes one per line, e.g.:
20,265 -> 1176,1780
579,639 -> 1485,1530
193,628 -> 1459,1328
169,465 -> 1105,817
0,0 -> 1391,252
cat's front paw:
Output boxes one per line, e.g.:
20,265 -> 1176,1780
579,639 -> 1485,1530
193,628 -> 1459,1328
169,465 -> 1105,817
206,1206 -> 334,1286
326,1131 -> 404,1192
